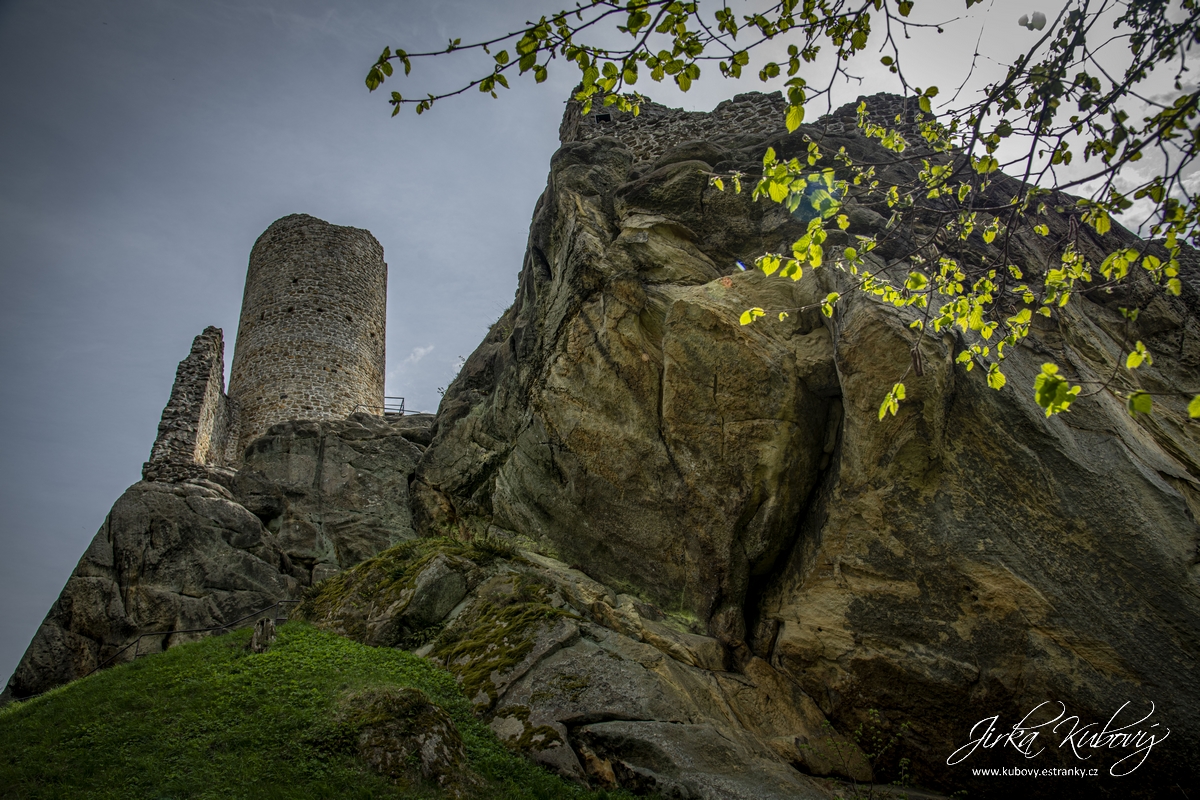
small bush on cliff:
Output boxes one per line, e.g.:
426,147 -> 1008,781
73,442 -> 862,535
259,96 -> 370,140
0,623 -> 635,800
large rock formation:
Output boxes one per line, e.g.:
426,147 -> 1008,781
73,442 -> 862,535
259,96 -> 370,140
2,408 -> 432,703
297,538 -> 870,799
7,91 -> 1199,799
409,93 -> 1200,797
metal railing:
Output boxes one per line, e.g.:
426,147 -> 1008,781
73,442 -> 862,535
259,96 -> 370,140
353,396 -> 406,416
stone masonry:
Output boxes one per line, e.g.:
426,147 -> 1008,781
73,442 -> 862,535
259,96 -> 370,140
559,90 -> 929,162
227,213 -> 387,460
142,213 -> 387,480
142,326 -> 236,482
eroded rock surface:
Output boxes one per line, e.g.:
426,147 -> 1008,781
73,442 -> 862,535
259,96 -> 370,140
10,91 -> 1200,800
234,413 -> 425,581
2,478 -> 296,702
338,686 -> 482,798
298,539 -> 863,799
4,412 -> 428,703
411,93 -> 1200,797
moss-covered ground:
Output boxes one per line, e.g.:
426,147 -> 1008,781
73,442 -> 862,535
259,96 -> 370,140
0,623 -> 635,800
293,536 -> 514,647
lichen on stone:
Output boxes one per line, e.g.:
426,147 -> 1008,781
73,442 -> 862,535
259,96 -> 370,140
430,574 -> 575,711
293,537 -> 495,647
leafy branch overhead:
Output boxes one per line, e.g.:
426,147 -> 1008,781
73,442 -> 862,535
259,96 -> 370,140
365,0 -> 1200,421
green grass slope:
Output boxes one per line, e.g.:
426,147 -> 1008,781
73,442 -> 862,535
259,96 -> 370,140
0,623 -> 634,800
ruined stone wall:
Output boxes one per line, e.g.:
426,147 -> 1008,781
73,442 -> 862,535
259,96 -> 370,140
560,90 -> 928,161
560,91 -> 788,162
142,326 -> 233,482
227,214 -> 386,459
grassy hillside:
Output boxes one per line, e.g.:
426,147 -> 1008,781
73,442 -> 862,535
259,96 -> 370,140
0,623 -> 634,800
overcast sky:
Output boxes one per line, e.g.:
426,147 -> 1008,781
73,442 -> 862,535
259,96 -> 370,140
2,0 -> 1176,687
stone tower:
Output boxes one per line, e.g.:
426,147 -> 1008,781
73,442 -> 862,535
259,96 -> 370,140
227,213 -> 387,458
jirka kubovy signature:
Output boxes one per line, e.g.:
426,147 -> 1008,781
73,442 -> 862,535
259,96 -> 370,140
946,701 -> 1168,776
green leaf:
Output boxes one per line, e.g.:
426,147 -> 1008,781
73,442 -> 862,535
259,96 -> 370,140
1126,341 -> 1152,370
758,255 -> 782,276
763,146 -> 777,166
786,104 -> 805,132
739,307 -> 765,325
905,272 -> 928,291
837,214 -> 850,230
1189,395 -> 1200,419
1033,363 -> 1081,417
1127,391 -> 1153,416
987,363 -> 1007,390
878,382 -> 907,421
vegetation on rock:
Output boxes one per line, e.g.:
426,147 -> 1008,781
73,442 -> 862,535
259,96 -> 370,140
0,623 -> 639,800
365,0 -> 1200,420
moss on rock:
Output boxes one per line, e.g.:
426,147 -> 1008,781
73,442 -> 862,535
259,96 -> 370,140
293,538 -> 498,647
431,574 -> 575,711
335,685 -> 483,798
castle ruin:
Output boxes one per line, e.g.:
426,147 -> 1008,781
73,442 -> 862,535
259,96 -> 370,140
142,213 -> 386,481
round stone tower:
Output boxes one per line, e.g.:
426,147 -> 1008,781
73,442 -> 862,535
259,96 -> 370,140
227,213 -> 386,459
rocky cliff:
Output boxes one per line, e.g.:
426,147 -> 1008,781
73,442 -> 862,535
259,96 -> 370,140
6,91 -> 1199,799
2,407 -> 433,704
410,93 -> 1200,796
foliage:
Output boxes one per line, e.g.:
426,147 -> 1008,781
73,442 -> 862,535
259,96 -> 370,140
0,624 -> 635,800
364,0 -> 1200,421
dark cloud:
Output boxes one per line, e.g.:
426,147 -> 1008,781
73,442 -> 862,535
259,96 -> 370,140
0,0 -> 572,682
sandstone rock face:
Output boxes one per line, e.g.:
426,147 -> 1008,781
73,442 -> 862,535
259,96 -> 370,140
2,478 -> 297,702
4,412 -> 427,703
299,540 -> 863,799
235,413 -> 425,582
10,91 -> 1200,799
418,138 -> 841,650
414,95 -> 1200,796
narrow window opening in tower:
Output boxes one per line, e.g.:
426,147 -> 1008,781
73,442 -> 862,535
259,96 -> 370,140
287,307 -> 294,313
596,113 -> 611,122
